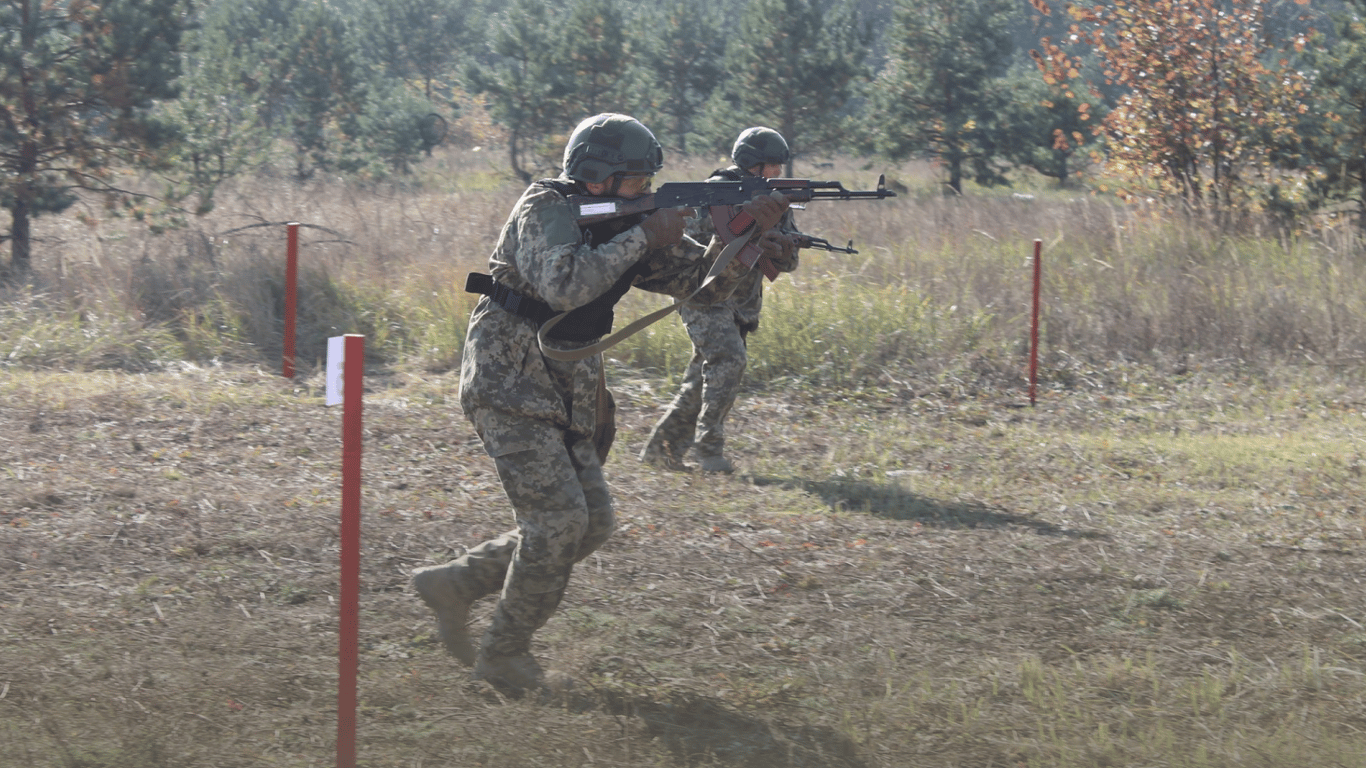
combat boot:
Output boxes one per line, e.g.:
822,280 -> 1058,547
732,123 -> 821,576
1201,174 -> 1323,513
472,650 -> 546,698
411,562 -> 479,666
698,453 -> 735,474
412,533 -> 519,665
640,435 -> 688,471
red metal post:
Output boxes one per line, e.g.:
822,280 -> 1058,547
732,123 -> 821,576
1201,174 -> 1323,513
1029,239 -> 1042,406
283,223 -> 300,378
336,334 -> 364,768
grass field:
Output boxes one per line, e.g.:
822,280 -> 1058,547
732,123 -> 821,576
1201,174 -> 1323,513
2,148 -> 1365,767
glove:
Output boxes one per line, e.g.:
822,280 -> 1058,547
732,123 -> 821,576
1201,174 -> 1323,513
758,231 -> 798,272
739,191 -> 789,234
639,208 -> 685,250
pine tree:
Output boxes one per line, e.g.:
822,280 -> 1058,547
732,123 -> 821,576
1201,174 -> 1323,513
153,19 -> 274,218
559,0 -> 632,117
193,0 -> 440,183
1000,64 -> 1107,187
336,82 -> 447,177
466,0 -> 570,183
359,0 -> 475,101
870,0 -> 1017,195
701,0 -> 868,174
1290,0 -> 1366,229
196,0 -> 301,134
285,1 -> 368,179
634,0 -> 725,154
0,0 -> 189,276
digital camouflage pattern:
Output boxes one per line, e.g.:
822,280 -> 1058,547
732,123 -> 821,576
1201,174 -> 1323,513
461,180 -> 746,455
647,301 -> 750,461
477,430 -> 615,659
431,175 -> 751,676
643,166 -> 800,465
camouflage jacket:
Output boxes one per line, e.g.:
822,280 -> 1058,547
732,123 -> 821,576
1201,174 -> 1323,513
460,178 -> 748,457
683,166 -> 799,330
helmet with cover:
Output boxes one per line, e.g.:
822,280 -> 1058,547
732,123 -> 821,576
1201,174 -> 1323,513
731,127 -> 790,171
563,113 -> 665,184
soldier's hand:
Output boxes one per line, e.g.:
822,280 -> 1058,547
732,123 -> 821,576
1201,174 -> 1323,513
741,191 -> 789,234
639,208 -> 685,250
758,231 -> 797,271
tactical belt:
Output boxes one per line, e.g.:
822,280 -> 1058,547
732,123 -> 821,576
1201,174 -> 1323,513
465,273 -> 612,342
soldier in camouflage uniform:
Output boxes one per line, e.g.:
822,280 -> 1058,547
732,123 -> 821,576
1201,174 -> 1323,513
641,127 -> 801,474
411,114 -> 789,696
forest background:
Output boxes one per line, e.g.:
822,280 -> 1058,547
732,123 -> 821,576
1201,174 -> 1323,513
4,0 -> 1366,371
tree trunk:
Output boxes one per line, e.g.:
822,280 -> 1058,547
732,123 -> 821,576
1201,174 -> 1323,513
674,114 -> 688,155
509,130 -> 531,186
10,130 -> 37,277
8,198 -> 31,276
782,117 -> 797,179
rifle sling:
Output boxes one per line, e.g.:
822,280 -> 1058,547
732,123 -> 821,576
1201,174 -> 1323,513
537,234 -> 749,362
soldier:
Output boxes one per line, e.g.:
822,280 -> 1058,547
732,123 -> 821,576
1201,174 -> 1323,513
640,127 -> 801,473
412,114 -> 788,696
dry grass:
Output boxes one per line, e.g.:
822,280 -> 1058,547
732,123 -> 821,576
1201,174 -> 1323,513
7,147 -> 1366,379
1,363 -> 1365,767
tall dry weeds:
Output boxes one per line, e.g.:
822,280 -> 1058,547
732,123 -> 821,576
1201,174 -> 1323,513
4,148 -> 1365,381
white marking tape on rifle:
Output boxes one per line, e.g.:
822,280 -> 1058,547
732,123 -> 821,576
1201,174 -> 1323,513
537,233 -> 751,363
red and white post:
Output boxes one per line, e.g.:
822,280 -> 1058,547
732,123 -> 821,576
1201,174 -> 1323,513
331,334 -> 365,767
1028,239 -> 1042,406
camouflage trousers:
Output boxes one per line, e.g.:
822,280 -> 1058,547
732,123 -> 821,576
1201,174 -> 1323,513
449,413 -> 615,658
646,303 -> 749,460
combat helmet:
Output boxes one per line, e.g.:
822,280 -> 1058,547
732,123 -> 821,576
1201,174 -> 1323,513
732,126 -> 790,171
563,113 -> 664,184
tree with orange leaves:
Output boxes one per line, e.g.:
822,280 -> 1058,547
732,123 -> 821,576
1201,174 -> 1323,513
1029,0 -> 1311,219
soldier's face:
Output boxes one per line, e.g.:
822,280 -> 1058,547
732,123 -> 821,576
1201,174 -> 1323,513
585,174 -> 653,198
748,163 -> 783,179
617,174 -> 652,197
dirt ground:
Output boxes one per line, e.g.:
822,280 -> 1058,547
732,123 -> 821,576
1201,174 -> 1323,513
2,364 -> 1365,767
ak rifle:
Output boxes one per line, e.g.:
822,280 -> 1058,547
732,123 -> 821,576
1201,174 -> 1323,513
566,175 -> 895,280
792,233 -> 857,254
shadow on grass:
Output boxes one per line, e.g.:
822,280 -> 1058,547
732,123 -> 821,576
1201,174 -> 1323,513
748,474 -> 1107,539
597,690 -> 866,768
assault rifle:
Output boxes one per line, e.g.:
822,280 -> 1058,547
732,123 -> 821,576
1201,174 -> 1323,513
566,175 -> 895,280
792,233 -> 858,254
